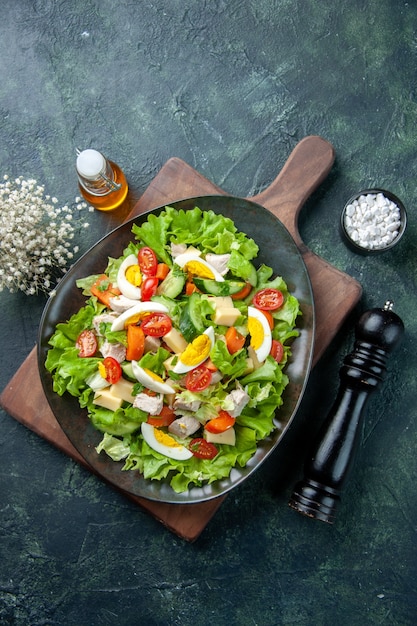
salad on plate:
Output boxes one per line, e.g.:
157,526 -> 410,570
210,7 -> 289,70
45,206 -> 300,493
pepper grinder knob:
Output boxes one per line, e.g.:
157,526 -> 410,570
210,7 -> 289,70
288,301 -> 404,523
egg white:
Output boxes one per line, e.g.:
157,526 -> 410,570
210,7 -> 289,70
247,306 -> 272,363
110,301 -> 169,332
117,254 -> 142,300
174,251 -> 225,282
141,422 -> 193,460
131,361 -> 175,395
173,326 -> 215,374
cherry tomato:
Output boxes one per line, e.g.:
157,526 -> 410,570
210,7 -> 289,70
138,246 -> 158,276
147,405 -> 176,427
141,276 -> 159,301
270,339 -> 284,363
141,312 -> 172,337
205,410 -> 235,434
185,365 -> 212,392
102,356 -> 122,384
252,288 -> 284,311
189,438 -> 218,460
75,329 -> 97,357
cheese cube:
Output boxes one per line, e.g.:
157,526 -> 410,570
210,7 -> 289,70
110,378 -> 135,403
163,354 -> 177,373
204,427 -> 236,446
163,327 -> 188,353
208,296 -> 234,309
213,307 -> 241,326
93,388 -> 123,411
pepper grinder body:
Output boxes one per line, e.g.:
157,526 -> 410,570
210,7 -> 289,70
289,302 -> 404,523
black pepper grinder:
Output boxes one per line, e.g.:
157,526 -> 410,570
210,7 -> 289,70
288,301 -> 404,523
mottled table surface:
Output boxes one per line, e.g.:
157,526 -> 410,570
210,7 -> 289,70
1,1 -> 416,625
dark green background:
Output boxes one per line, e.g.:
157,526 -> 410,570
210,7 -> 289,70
1,1 -> 416,624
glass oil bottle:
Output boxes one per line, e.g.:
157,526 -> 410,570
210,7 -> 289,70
76,149 -> 128,211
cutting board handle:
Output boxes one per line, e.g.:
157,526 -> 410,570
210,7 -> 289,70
249,136 -> 335,247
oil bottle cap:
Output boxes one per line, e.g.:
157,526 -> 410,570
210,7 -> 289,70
76,149 -> 106,179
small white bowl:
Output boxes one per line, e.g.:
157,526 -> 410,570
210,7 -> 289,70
340,188 -> 407,255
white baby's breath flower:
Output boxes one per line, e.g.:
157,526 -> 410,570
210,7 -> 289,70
0,176 -> 92,295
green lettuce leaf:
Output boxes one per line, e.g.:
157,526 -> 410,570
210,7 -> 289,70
210,339 -> 249,379
227,249 -> 258,285
138,347 -> 171,376
132,206 -> 259,260
95,433 -> 131,461
131,209 -> 174,265
48,349 -> 101,397
88,402 -> 146,436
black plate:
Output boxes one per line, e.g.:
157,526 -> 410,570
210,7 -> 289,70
38,196 -> 315,504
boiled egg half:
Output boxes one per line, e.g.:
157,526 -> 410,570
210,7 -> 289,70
141,422 -> 193,460
131,361 -> 175,395
117,254 -> 142,300
247,306 -> 272,363
111,301 -> 169,331
173,326 -> 215,374
174,251 -> 225,282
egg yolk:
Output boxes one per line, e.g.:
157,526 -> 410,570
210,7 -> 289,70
144,368 -> 166,383
123,313 -> 149,328
98,362 -> 107,379
184,260 -> 215,280
154,428 -> 182,448
248,317 -> 264,350
125,265 -> 142,287
180,333 -> 212,366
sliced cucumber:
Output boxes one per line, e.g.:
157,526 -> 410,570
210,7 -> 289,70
193,277 -> 246,296
179,292 -> 208,341
121,362 -> 136,381
156,266 -> 186,298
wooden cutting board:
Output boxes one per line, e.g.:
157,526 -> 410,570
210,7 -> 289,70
0,136 -> 362,541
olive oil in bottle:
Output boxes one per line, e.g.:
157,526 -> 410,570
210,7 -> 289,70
76,149 -> 128,211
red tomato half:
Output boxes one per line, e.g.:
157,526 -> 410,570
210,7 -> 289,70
141,312 -> 172,337
270,339 -> 284,363
138,246 -> 157,276
76,329 -> 97,357
189,438 -> 218,460
141,276 -> 159,301
102,356 -> 122,384
252,288 -> 284,311
185,365 -> 212,392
